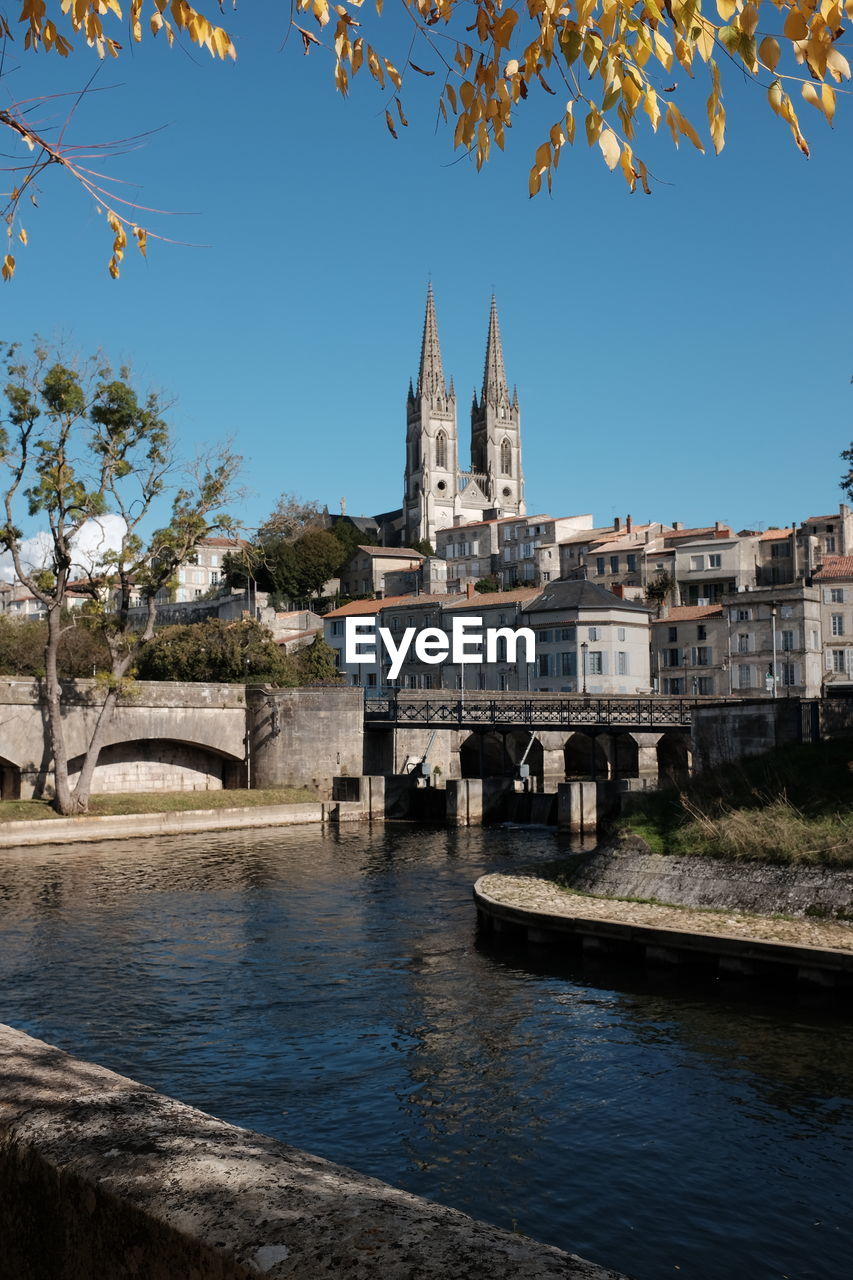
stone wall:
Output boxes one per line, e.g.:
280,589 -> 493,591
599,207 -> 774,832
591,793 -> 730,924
248,686 -> 364,794
692,699 -> 802,772
565,845 -> 853,919
0,1023 -> 622,1280
67,741 -> 227,794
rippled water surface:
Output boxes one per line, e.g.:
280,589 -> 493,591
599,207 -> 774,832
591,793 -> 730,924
1,824 -> 852,1279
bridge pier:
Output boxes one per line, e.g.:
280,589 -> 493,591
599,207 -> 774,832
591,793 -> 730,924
629,732 -> 665,785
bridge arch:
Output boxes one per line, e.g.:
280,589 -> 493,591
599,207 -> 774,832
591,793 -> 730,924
459,730 -> 543,781
66,738 -> 245,795
657,731 -> 692,786
564,732 -> 610,780
0,753 -> 21,800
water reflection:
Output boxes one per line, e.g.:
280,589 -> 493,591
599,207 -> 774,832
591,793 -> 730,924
1,825 -> 852,1280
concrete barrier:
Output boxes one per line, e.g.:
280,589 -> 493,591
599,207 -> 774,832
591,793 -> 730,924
0,1024 -> 624,1280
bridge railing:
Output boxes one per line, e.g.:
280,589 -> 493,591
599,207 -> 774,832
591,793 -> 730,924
364,694 -> 697,728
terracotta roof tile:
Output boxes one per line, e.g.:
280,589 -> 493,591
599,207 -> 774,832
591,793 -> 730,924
444,587 -> 541,609
324,593 -> 455,618
813,556 -> 853,580
655,605 -> 724,622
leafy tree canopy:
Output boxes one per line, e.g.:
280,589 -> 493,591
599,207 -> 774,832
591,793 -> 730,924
3,2 -> 851,276
474,575 -> 501,593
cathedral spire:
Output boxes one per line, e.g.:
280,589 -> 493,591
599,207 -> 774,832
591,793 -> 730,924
481,294 -> 509,405
417,282 -> 447,403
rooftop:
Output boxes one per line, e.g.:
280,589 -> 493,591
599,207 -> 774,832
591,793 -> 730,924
813,556 -> 853,580
527,579 -> 652,614
324,593 -> 455,618
354,545 -> 425,559
656,605 -> 724,622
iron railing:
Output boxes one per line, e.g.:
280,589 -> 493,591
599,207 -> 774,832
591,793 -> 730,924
364,694 -> 697,729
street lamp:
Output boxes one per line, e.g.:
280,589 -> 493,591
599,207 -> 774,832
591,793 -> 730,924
770,603 -> 778,699
581,640 -> 588,696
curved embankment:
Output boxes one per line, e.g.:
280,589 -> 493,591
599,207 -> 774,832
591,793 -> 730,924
0,1023 -> 626,1280
474,850 -> 853,990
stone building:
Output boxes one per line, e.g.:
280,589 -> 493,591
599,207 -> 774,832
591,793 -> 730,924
337,545 -> 425,599
813,555 -> 853,687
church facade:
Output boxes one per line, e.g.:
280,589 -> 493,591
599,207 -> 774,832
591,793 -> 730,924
376,287 -> 526,547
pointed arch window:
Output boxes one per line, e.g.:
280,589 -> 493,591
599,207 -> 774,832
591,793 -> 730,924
435,430 -> 447,470
500,438 -> 512,476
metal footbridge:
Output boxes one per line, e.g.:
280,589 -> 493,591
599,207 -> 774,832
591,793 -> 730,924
364,693 -> 701,732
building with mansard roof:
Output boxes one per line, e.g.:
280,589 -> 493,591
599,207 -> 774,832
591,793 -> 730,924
376,286 -> 526,547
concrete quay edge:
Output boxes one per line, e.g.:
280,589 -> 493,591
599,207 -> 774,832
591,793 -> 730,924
0,801 -> 368,850
0,1023 -> 626,1280
473,878 -> 853,982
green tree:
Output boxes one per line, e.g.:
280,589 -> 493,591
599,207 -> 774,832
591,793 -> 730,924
474,575 -> 500,594
296,635 -> 341,684
136,618 -> 297,685
645,568 -> 675,616
0,343 -> 240,814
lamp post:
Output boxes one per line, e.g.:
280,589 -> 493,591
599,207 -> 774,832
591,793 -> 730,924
581,640 -> 588,695
770,603 -> 778,699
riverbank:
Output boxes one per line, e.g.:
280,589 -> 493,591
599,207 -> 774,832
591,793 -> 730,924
0,787 -> 318,823
475,870 -> 853,989
619,738 -> 853,865
0,793 -> 367,848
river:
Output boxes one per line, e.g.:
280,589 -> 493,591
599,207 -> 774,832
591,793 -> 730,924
1,823 -> 851,1279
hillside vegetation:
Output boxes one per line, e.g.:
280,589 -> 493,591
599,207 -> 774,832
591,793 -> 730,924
621,740 -> 853,867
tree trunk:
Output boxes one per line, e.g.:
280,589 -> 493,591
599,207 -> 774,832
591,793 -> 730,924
71,682 -> 121,812
44,606 -> 78,815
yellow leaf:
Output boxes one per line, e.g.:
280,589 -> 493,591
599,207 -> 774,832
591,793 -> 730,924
783,10 -> 809,40
505,59 -> 519,77
822,83 -> 836,125
385,108 -> 398,139
826,48 -> 851,82
801,81 -> 821,111
716,0 -> 737,17
1,254 -> 14,282
18,228 -> 28,246
758,36 -> 780,73
643,88 -> 661,132
598,128 -> 621,170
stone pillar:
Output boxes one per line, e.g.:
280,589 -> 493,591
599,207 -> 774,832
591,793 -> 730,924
367,775 -> 385,821
630,732 -> 664,785
538,731 -> 566,792
557,781 -> 597,834
446,778 -> 484,825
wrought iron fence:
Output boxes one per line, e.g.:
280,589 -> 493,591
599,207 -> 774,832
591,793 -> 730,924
364,695 -> 695,729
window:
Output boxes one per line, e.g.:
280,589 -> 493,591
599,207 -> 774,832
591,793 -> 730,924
331,620 -> 344,636
737,664 -> 752,689
588,626 -> 600,640
557,627 -> 575,641
695,646 -> 712,666
538,653 -> 553,677
367,673 -> 377,688
210,554 -> 219,567
391,617 -> 399,632
523,543 -> 533,558
500,438 -> 512,476
210,571 -> 220,585
610,555 -> 619,574
588,651 -> 603,675
435,431 -> 447,469
831,588 -> 845,603
690,555 -> 704,571
697,624 -> 707,641
542,572 -> 551,582
668,626 -> 677,642
560,652 -> 577,677
698,676 -> 714,695
664,677 -> 684,695
781,604 -> 794,617
626,554 -> 637,573
832,614 -> 845,636
617,627 -> 626,641
737,608 -> 751,621
617,652 -> 628,675
708,553 -> 722,569
780,662 -> 797,686
662,648 -> 680,668
770,543 -> 789,559
596,557 -> 605,576
833,649 -> 847,673
781,630 -> 794,652
539,629 -> 553,643
826,535 -> 837,553
738,633 -> 750,653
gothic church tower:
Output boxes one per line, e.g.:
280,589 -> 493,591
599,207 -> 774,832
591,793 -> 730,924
401,287 -> 525,548
404,284 -> 459,546
470,295 -> 525,515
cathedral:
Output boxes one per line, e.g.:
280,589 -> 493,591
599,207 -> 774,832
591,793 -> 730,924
375,286 -> 526,547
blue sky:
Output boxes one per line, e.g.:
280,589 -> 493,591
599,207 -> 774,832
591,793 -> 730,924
4,7 -> 852,540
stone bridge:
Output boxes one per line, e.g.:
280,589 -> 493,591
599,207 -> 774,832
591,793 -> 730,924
0,679 -> 249,799
363,691 -> 709,788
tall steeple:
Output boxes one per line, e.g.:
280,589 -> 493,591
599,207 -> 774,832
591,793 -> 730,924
417,282 -> 447,404
481,294 -> 509,406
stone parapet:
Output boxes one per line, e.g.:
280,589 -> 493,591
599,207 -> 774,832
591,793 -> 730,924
0,1023 -> 624,1280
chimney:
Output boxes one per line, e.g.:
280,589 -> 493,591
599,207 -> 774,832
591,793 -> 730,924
466,582 -> 475,599
715,520 -> 722,532
614,516 -> 621,532
673,521 -> 683,531
626,514 -> 632,534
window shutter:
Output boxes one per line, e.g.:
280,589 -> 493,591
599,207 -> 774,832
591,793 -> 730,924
601,652 -> 609,675
826,648 -> 833,670
691,647 -> 698,665
823,588 -> 832,603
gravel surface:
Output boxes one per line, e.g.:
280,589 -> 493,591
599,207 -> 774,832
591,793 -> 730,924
478,872 -> 853,953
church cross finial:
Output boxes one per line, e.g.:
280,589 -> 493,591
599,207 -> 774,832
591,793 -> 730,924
417,282 -> 447,404
481,293 -> 509,405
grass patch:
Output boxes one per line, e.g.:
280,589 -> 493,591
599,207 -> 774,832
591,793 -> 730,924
618,739 -> 853,867
0,788 -> 319,823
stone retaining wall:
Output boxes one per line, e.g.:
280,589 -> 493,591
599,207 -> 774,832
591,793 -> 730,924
567,845 -> 853,919
0,1024 -> 624,1280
